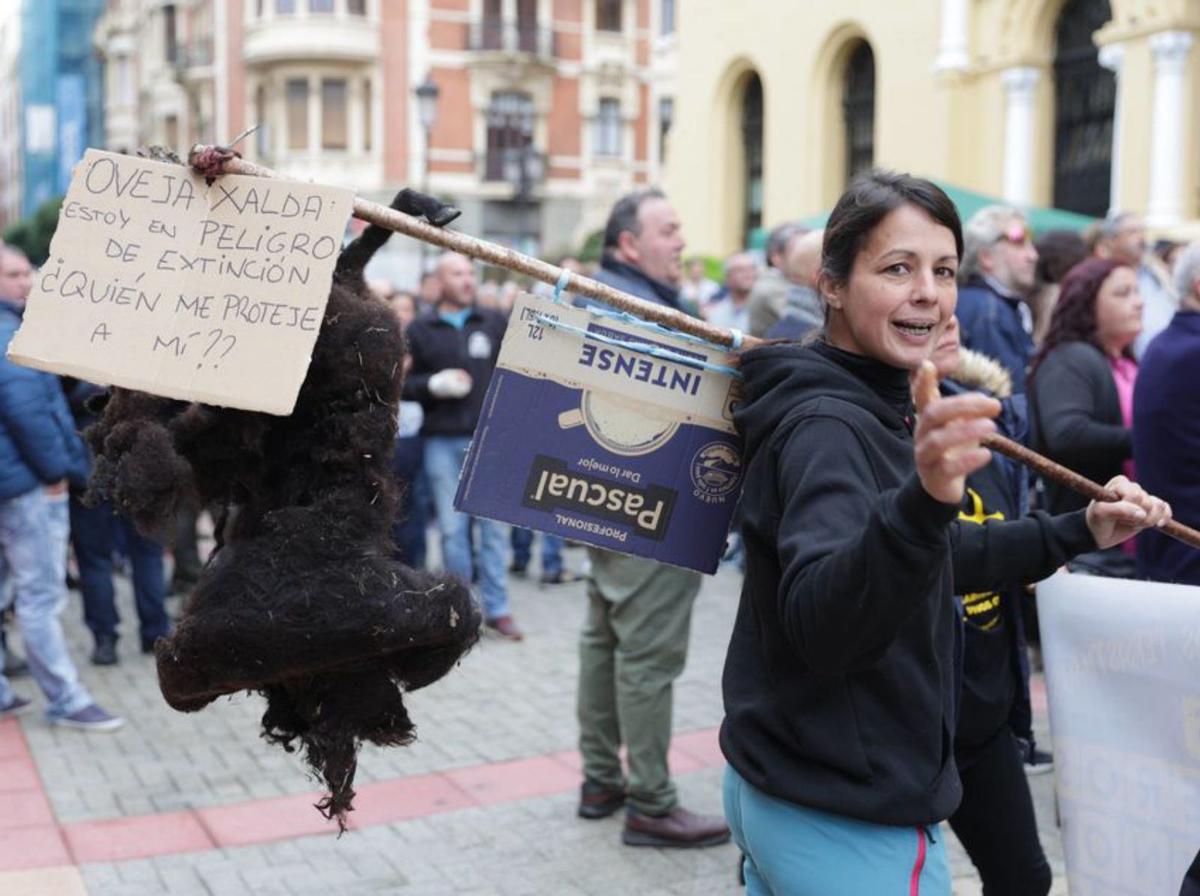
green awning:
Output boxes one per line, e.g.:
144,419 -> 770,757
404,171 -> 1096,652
797,180 -> 1095,234
746,226 -> 768,252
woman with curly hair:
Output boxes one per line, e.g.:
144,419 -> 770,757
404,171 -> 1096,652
1028,257 -> 1144,576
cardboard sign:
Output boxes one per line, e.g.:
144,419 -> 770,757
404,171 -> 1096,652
1039,572 -> 1200,895
456,293 -> 743,573
7,149 -> 354,415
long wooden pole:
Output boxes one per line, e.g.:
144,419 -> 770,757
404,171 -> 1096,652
187,145 -> 1200,552
188,147 -> 742,348
984,433 -> 1200,549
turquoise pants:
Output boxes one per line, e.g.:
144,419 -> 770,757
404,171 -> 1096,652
723,766 -> 950,896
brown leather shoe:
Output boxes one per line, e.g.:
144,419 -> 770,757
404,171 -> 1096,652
485,615 -> 523,641
578,779 -> 625,819
622,806 -> 731,848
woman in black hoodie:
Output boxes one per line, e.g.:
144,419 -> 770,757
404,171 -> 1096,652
720,172 -> 1171,895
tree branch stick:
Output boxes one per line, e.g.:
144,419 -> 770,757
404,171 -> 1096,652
187,146 -> 744,349
984,432 -> 1200,550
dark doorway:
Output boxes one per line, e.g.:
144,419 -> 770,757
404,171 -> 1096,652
843,41 -> 875,185
1053,0 -> 1114,216
741,73 -> 763,246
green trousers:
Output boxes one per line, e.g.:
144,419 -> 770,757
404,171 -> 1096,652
577,549 -> 703,816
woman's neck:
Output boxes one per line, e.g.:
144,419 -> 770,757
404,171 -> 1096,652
1100,338 -> 1130,360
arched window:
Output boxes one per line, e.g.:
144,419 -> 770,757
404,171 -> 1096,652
486,91 -> 534,181
1053,0 -> 1113,216
741,73 -> 763,245
842,41 -> 875,185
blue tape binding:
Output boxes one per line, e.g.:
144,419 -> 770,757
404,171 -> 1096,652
533,312 -> 743,380
728,328 -> 744,350
552,269 -> 572,304
580,303 -> 741,356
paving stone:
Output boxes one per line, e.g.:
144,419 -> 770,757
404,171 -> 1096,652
13,558 -> 1068,892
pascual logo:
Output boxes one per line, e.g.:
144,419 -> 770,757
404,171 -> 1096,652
523,455 -> 676,541
690,442 -> 741,503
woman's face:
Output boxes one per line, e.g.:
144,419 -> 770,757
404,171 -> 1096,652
1093,266 -> 1143,354
824,204 -> 959,370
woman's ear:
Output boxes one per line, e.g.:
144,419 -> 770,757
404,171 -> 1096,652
817,271 -> 843,311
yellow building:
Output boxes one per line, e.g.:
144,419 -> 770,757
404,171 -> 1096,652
666,0 -> 1200,256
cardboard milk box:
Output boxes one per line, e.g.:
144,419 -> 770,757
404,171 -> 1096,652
455,292 -> 743,574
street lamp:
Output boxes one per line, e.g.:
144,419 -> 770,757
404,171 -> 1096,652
414,75 -> 440,268
503,143 -> 544,255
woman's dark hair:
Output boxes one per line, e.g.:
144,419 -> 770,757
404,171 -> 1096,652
1029,257 -> 1129,384
1034,229 -> 1088,285
820,170 -> 963,289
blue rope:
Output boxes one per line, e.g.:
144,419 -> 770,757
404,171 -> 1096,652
533,313 -> 743,380
552,269 -> 572,304
578,303 -> 741,356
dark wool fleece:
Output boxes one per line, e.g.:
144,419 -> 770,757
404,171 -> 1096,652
83,193 -> 480,830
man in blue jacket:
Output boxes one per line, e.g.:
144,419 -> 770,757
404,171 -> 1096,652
1134,241 -> 1200,585
957,206 -> 1039,392
0,246 -> 122,730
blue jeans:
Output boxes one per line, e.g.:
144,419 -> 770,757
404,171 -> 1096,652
391,436 -> 427,568
0,489 -> 92,718
723,766 -> 950,895
511,528 -> 564,577
70,495 -> 169,645
424,435 -> 509,620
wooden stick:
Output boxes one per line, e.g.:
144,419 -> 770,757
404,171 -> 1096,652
188,145 -> 1200,553
187,146 -> 744,349
984,432 -> 1200,550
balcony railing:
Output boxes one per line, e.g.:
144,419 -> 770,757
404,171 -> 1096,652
468,20 -> 556,58
176,37 -> 214,70
484,145 -> 546,190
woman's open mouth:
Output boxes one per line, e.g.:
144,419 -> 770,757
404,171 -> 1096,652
892,320 -> 937,342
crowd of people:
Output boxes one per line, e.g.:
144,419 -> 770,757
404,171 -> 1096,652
1,165 -> 1198,895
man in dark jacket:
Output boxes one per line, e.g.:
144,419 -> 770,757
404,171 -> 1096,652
957,206 -> 1039,392
403,252 -> 519,639
1134,240 -> 1200,585
573,189 -> 730,849
65,380 -> 170,665
0,247 -> 122,730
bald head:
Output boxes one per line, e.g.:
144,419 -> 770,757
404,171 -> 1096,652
723,252 -> 757,301
436,252 -> 477,309
0,247 -> 33,305
783,229 -> 823,289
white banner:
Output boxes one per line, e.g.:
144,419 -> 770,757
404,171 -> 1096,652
1040,572 -> 1200,895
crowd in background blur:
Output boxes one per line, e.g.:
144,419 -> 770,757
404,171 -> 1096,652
0,191 -> 1197,835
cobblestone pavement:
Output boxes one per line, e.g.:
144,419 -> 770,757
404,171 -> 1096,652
2,549 -> 1067,895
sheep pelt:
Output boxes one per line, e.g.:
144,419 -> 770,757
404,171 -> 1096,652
84,221 -> 481,831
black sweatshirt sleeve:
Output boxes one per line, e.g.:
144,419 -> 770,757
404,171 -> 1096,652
774,416 -> 959,675
1034,346 -> 1132,471
950,509 -> 1096,593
